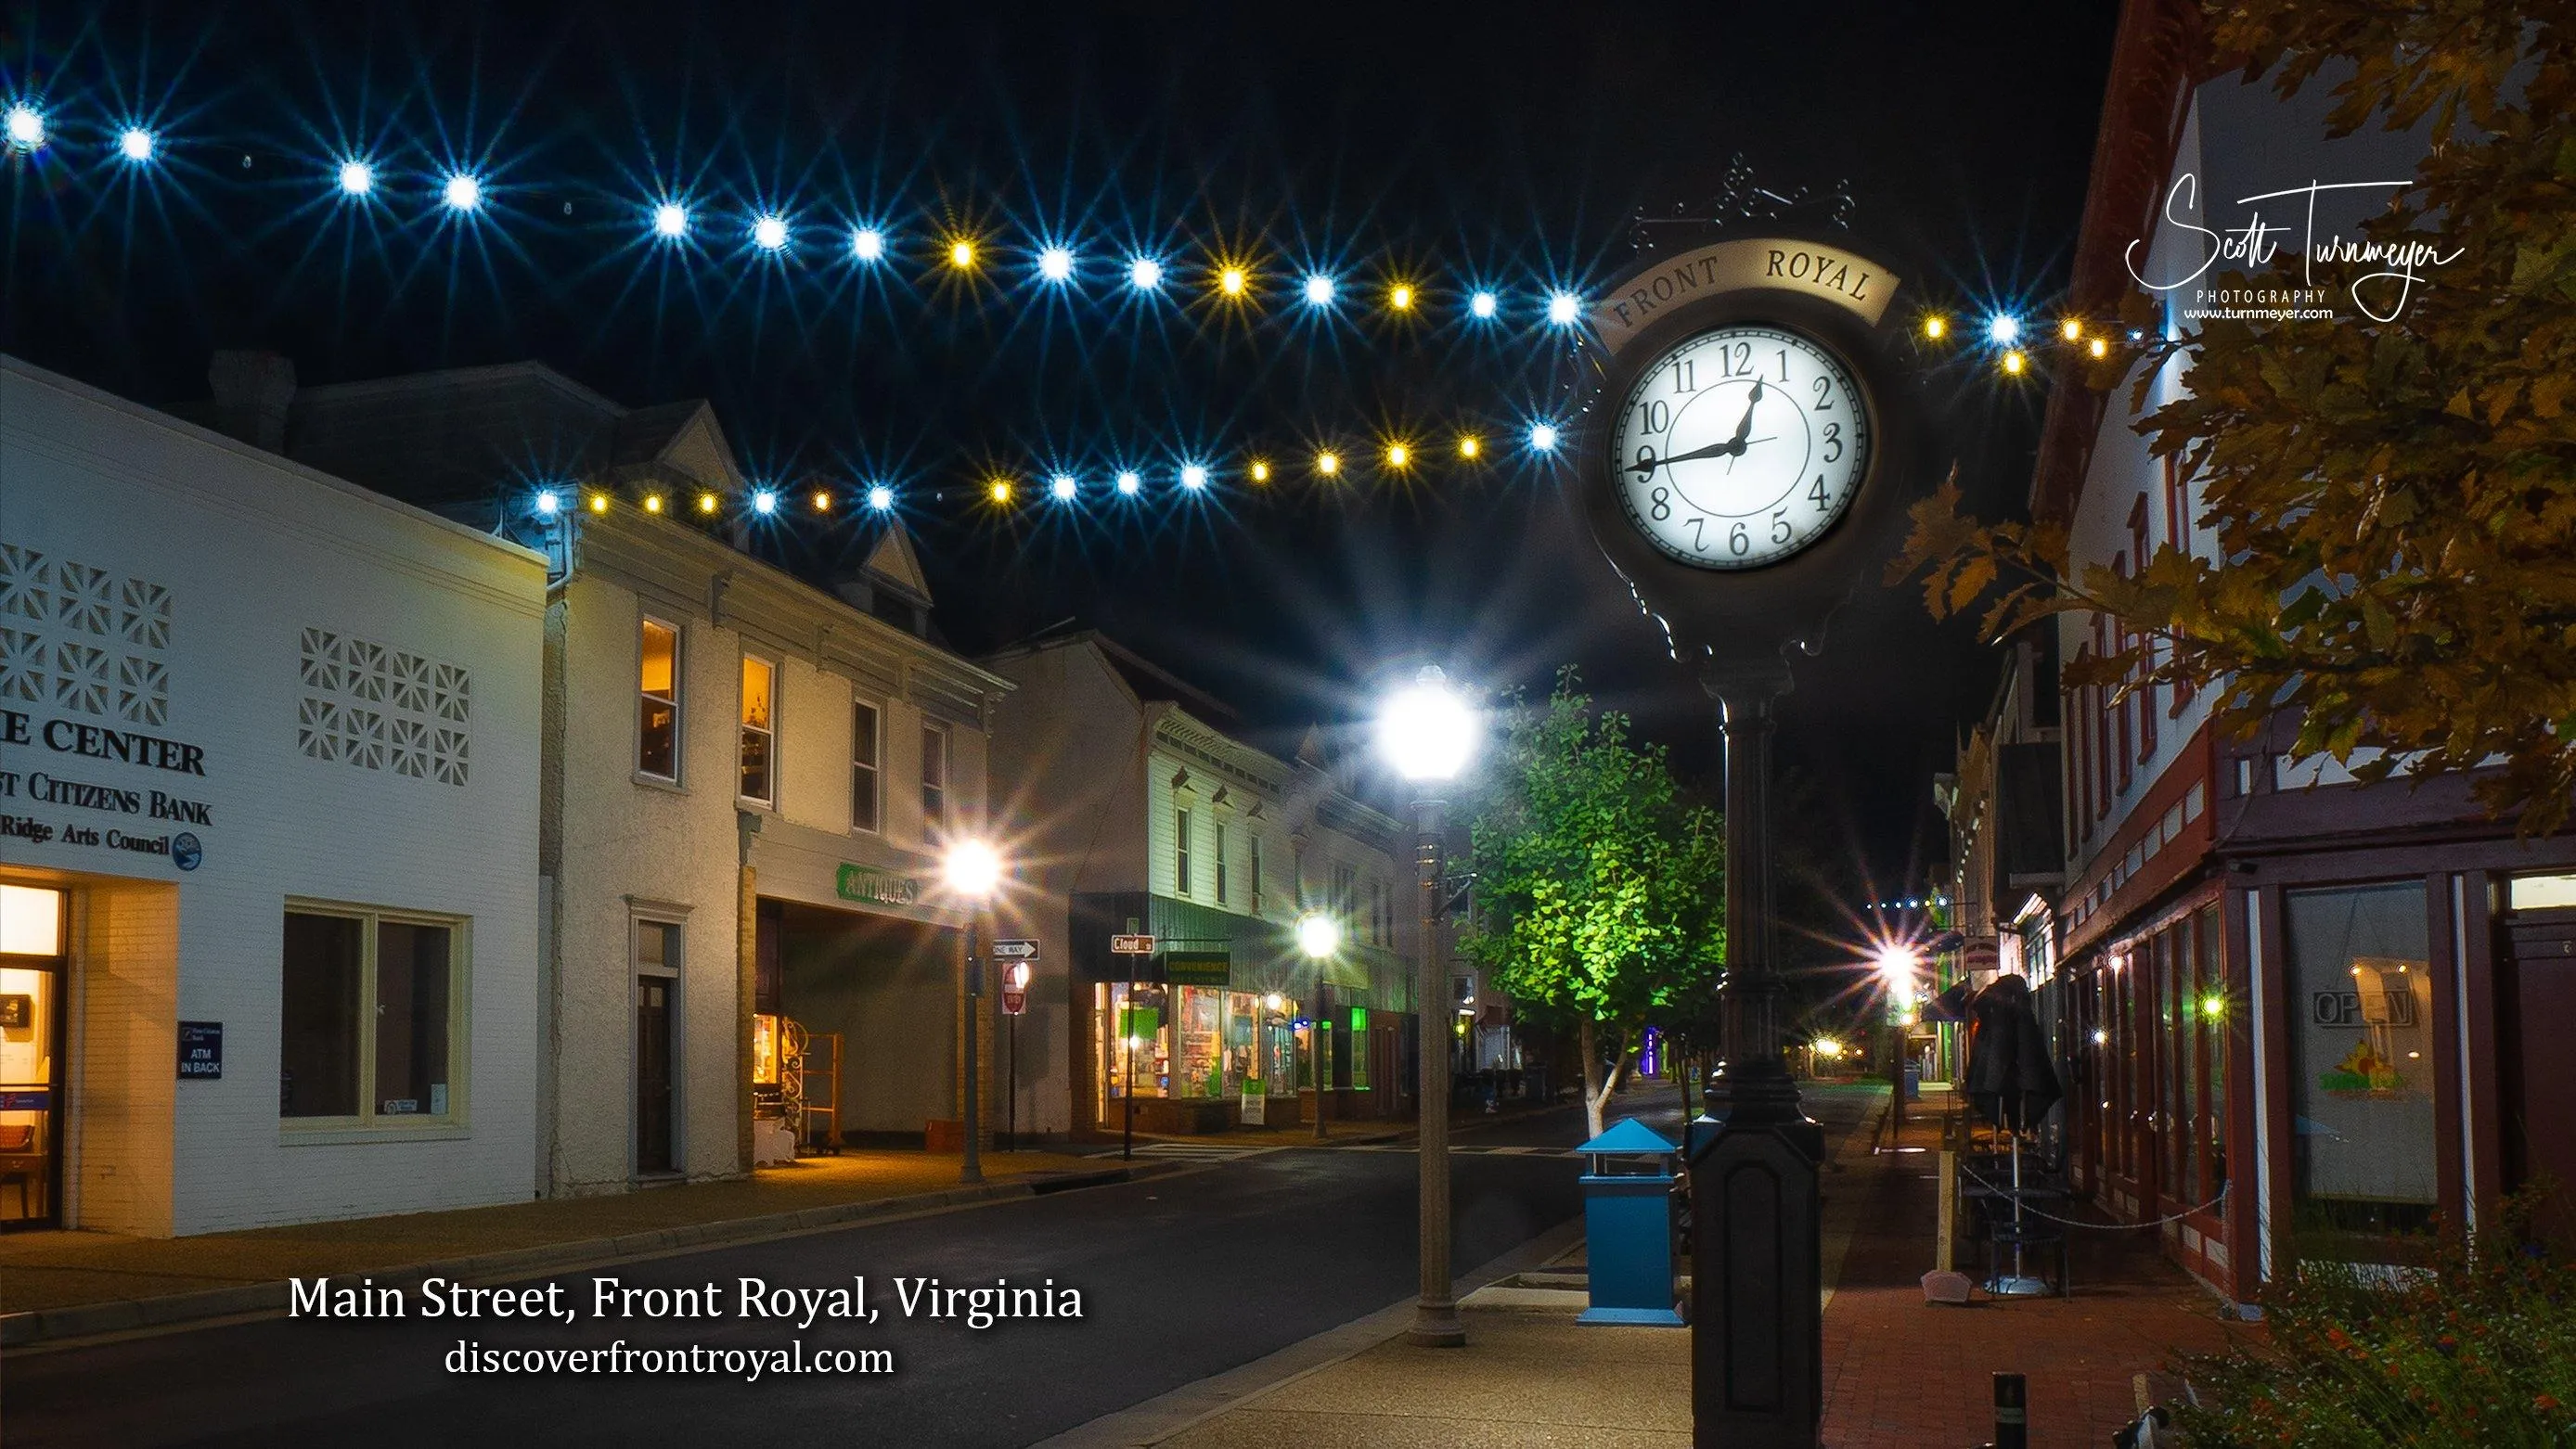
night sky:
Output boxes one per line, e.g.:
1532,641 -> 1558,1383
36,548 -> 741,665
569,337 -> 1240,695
1,1 -> 2117,917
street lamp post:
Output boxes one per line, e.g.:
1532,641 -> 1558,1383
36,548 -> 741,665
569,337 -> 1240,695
1378,664 -> 1477,1350
1296,910 -> 1342,1142
946,839 -> 1004,1186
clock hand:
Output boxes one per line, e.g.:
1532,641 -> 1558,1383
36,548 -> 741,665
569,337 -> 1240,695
1725,379 -> 1766,451
1628,437 -> 1777,478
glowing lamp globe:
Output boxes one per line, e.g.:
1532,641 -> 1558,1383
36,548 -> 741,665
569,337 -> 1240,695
1377,665 -> 1477,784
1295,912 -> 1343,960
945,840 -> 1004,899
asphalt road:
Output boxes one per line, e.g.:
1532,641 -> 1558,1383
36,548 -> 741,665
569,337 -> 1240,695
1,1086 -> 1867,1448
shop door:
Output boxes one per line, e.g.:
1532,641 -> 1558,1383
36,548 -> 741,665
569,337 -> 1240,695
2501,909 -> 2576,1247
0,899 -> 65,1230
636,978 -> 676,1175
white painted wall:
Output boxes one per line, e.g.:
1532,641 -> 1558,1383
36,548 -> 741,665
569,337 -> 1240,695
0,357 -> 547,1235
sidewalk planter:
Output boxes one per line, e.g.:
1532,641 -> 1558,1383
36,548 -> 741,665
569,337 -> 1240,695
1575,1118 -> 1685,1327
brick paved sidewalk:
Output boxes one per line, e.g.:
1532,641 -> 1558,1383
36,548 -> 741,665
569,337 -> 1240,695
1820,1100 -> 2258,1447
0,1147 -> 1099,1319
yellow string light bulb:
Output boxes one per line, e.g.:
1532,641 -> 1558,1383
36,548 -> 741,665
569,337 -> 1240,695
1218,266 -> 1248,298
811,490 -> 832,512
1316,451 -> 1341,476
2088,336 -> 2109,359
697,493 -> 719,515
1922,315 -> 1948,340
1250,459 -> 1272,482
587,494 -> 611,515
1388,283 -> 1414,312
2059,317 -> 2082,341
948,238 -> 977,269
1458,436 -> 1481,459
2002,350 -> 2028,376
643,494 -> 664,514
987,478 -> 1013,504
1385,442 -> 1411,468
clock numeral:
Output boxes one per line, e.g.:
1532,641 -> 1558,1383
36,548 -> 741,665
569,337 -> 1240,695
1771,509 -> 1792,545
1641,400 -> 1670,435
1649,485 -> 1672,521
1822,421 -> 1843,464
1778,349 -> 1790,381
1634,443 -> 1657,477
1685,517 -> 1707,551
1729,522 -> 1749,556
1715,340 -> 1753,378
1810,475 -> 1829,509
1668,359 -> 1696,393
1812,376 -> 1835,412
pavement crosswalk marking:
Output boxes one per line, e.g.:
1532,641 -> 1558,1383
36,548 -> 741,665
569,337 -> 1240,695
1089,1143 -> 1276,1162
1333,1143 -> 1578,1158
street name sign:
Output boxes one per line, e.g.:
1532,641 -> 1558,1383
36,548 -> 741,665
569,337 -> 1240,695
1110,934 -> 1155,954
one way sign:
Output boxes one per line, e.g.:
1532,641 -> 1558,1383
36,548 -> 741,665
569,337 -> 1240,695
991,939 -> 1040,960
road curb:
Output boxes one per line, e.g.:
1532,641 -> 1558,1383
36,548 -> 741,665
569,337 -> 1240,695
1031,1215 -> 1590,1449
0,1165 -> 1166,1352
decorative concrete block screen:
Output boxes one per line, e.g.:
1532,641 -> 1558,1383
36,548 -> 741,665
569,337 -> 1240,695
297,627 -> 470,786
0,543 -> 172,727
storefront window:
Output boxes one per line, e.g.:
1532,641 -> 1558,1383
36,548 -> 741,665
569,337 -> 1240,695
281,907 -> 462,1123
1099,983 -> 1170,1121
2286,882 -> 2436,1251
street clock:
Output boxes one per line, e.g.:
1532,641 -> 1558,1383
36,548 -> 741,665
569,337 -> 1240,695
1571,236 -> 1918,667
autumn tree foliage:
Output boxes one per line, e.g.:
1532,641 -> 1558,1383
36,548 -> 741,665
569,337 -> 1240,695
1898,2 -> 2576,831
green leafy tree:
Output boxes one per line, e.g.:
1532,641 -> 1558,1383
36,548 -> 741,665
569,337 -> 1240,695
1461,670 -> 1725,1137
1897,1 -> 2576,831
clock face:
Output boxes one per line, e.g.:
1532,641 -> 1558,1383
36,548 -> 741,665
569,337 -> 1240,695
1609,324 -> 1873,571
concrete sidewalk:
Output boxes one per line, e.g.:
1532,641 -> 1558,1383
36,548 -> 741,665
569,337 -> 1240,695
1047,1081 -> 2255,1449
0,1147 -> 1115,1344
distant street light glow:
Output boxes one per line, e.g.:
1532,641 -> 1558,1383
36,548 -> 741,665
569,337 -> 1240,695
988,479 -> 1013,504
944,840 -> 1004,899
1295,912 -> 1343,959
533,490 -> 562,517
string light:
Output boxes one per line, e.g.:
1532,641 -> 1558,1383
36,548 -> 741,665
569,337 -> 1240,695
441,173 -> 483,212
2059,317 -> 2082,341
1528,423 -> 1560,451
696,492 -> 720,514
987,478 -> 1014,504
751,213 -> 790,251
807,489 -> 830,511
1217,265 -> 1248,298
1922,314 -> 1948,340
1037,246 -> 1075,282
336,159 -> 375,196
1249,460 -> 1271,482
586,493 -> 610,515
2002,350 -> 2027,376
852,227 -> 887,262
947,237 -> 977,270
1468,290 -> 1498,319
2088,336 -> 2109,359
1179,464 -> 1209,491
1302,274 -> 1335,307
1384,442 -> 1410,468
1387,283 -> 1415,312
1127,256 -> 1164,290
1115,469 -> 1141,496
1546,291 -> 1580,326
534,490 -> 562,517
117,127 -> 155,162
652,202 -> 689,238
1988,314 -> 2021,344
5,103 -> 45,150
1457,435 -> 1480,459
643,493 -> 665,513
752,489 -> 779,515
1316,451 -> 1341,476
867,484 -> 895,511
1050,473 -> 1077,500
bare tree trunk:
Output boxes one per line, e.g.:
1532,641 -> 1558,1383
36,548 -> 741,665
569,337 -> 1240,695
1578,1019 -> 1634,1139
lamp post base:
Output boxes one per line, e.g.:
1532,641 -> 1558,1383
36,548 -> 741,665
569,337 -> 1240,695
1407,1300 -> 1468,1348
1690,1058 -> 1824,1449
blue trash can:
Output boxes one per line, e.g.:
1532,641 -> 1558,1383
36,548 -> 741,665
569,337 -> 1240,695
1575,1118 -> 1685,1327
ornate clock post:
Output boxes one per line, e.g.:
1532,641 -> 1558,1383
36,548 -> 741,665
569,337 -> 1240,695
1568,233 -> 1921,1449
